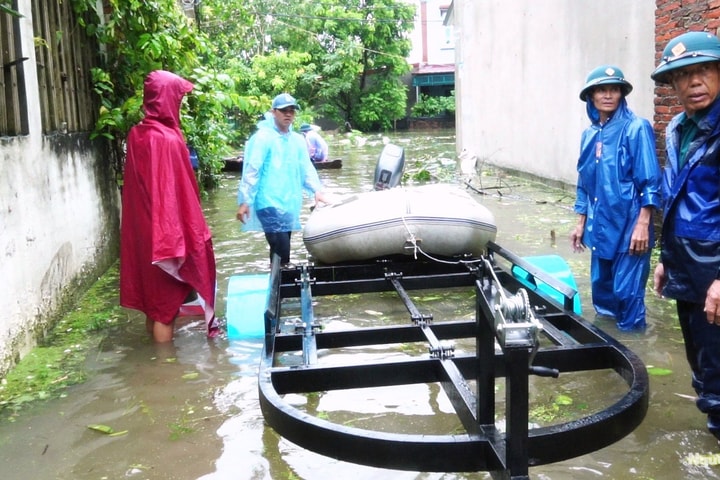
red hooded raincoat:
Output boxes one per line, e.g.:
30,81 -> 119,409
119,70 -> 218,336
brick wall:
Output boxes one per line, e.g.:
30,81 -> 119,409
654,0 -> 720,162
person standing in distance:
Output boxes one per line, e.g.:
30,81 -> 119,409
652,31 -> 720,441
236,93 -> 329,266
570,65 -> 662,331
299,123 -> 330,163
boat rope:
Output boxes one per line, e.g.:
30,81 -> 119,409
399,213 -> 484,266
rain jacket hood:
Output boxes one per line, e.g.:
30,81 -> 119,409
142,70 -> 193,129
120,70 -> 218,337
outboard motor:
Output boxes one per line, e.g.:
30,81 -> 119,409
373,143 -> 405,190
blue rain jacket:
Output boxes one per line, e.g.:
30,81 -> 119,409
574,98 -> 662,259
238,118 -> 322,233
660,96 -> 720,304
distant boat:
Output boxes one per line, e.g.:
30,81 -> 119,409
222,155 -> 243,172
222,155 -> 342,172
313,158 -> 342,170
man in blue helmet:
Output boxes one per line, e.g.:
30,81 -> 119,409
570,65 -> 662,331
652,31 -> 720,442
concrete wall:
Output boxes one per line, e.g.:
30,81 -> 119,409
0,1 -> 120,376
453,0 -> 656,186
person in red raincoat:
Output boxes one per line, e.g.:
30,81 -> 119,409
120,70 -> 218,342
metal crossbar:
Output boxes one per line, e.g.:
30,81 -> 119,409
258,245 -> 649,479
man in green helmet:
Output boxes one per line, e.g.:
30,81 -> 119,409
570,65 -> 661,331
652,31 -> 720,442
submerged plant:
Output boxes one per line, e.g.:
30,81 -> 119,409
0,264 -> 125,421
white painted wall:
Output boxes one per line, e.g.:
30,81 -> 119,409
452,0 -> 656,186
0,1 -> 120,375
406,0 -> 456,66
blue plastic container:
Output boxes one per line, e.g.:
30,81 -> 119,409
226,273 -> 270,339
511,255 -> 582,315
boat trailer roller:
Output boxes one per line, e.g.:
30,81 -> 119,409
257,241 -> 649,479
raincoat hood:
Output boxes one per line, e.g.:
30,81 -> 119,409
142,70 -> 194,128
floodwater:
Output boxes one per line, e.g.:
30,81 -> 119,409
1,130 -> 719,479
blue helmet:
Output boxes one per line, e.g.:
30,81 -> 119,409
579,65 -> 633,101
652,31 -> 720,84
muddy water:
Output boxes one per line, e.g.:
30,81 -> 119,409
1,130 -> 719,479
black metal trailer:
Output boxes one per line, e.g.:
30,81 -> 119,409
257,241 -> 649,479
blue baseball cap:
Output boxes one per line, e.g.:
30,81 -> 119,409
271,93 -> 300,110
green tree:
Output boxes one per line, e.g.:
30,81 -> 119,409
199,0 -> 415,132
71,0 -> 254,188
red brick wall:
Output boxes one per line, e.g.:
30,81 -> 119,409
655,0 -> 720,162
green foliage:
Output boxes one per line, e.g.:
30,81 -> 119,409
71,0 -> 257,189
0,265 -> 125,421
67,0 -> 419,188
0,1 -> 21,17
200,0 -> 416,132
411,93 -> 456,118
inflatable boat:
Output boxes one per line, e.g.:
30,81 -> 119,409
303,183 -> 497,264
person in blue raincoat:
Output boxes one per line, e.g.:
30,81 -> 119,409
570,65 -> 662,331
651,32 -> 720,442
299,123 -> 329,162
236,93 -> 329,266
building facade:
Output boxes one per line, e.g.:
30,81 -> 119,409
449,0 -> 656,186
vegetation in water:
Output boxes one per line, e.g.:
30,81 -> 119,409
0,264 -> 124,421
529,393 -> 588,424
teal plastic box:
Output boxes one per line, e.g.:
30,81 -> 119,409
226,273 -> 270,339
511,255 -> 582,315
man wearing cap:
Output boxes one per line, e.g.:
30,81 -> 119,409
236,93 -> 329,266
652,31 -> 720,441
299,123 -> 329,163
570,65 -> 661,331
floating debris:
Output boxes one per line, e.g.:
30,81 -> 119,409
685,452 -> 720,466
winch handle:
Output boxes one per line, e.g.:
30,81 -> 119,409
529,365 -> 560,378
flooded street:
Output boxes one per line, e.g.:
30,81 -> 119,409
1,130 -> 719,479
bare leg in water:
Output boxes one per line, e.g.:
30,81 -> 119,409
145,317 -> 175,343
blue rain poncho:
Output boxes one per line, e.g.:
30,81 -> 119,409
574,97 -> 661,330
238,116 -> 323,232
574,98 -> 662,258
660,96 -> 720,304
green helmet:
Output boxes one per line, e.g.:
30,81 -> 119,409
579,65 -> 633,101
652,31 -> 720,84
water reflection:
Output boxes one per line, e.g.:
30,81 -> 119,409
1,130 -> 719,479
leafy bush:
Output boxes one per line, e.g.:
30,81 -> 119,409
411,92 -> 455,117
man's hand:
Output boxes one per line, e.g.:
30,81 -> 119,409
653,262 -> 666,298
705,279 -> 720,324
236,204 -> 249,223
629,207 -> 652,255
